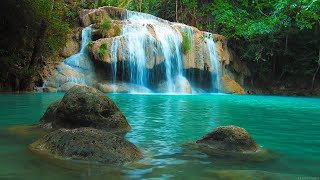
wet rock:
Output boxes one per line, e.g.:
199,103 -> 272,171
221,76 -> 245,94
209,170 -> 304,180
189,126 -> 279,162
96,83 -> 152,93
40,99 -> 62,128
42,87 -> 57,92
96,83 -> 129,93
157,76 -> 192,94
58,82 -> 79,92
8,125 -> 50,138
60,30 -> 81,58
40,85 -> 130,132
29,128 -> 142,165
196,125 -> 258,153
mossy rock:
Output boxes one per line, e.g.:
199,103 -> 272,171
188,125 -> 278,162
29,128 -> 142,165
40,85 -> 130,132
196,125 -> 259,153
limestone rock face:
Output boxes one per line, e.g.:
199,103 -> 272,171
80,6 -> 126,27
95,83 -> 152,93
60,28 -> 81,58
29,128 -> 142,165
196,125 -> 259,153
221,76 -> 245,94
157,76 -> 192,94
40,85 -> 130,132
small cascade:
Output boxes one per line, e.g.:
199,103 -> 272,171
43,26 -> 95,91
206,34 -> 221,92
110,37 -> 119,92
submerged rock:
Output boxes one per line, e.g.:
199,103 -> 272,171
40,85 -> 130,132
209,170 -> 304,180
29,128 -> 142,165
188,126 -> 278,162
8,125 -> 50,138
196,125 -> 258,153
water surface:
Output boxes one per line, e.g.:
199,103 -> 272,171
0,93 -> 319,179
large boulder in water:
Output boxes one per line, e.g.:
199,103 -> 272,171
189,126 -> 278,162
29,128 -> 142,165
40,85 -> 130,132
196,125 -> 259,153
40,99 -> 62,129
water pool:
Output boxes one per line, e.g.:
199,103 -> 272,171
0,93 -> 319,179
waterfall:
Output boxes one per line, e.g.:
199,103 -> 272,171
206,35 -> 221,92
118,11 -> 186,93
43,26 -> 95,91
44,8 -> 225,94
110,38 -> 118,84
153,25 -> 183,93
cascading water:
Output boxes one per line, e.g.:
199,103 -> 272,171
117,11 -> 186,93
206,34 -> 221,92
44,7 -> 226,94
43,26 -> 95,91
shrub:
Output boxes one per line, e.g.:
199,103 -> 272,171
101,16 -> 112,30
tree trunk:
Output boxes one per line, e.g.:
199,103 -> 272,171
285,34 -> 288,53
94,0 -> 98,9
311,48 -> 320,90
30,20 -> 47,67
140,0 -> 142,12
176,0 -> 178,22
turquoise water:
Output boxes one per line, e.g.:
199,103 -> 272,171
0,93 -> 319,179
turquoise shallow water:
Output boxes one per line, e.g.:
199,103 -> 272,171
0,93 -> 320,179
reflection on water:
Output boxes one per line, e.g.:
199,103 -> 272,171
0,93 -> 320,179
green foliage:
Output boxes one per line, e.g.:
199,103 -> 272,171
99,42 -> 108,57
182,29 -> 192,54
0,0 -> 73,90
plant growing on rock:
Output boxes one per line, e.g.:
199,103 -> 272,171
101,16 -> 112,38
99,42 -> 108,57
182,30 -> 192,54
87,41 -> 94,49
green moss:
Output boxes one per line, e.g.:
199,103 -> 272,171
98,42 -> 108,57
182,30 -> 192,54
114,26 -> 122,36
